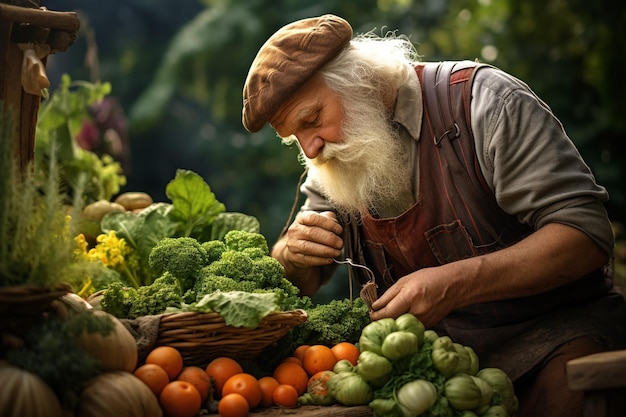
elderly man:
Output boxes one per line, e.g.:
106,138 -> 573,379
242,14 -> 626,417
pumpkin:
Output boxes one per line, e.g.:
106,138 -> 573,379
0,364 -> 64,417
77,371 -> 163,417
75,310 -> 138,373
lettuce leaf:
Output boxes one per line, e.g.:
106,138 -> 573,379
181,291 -> 281,328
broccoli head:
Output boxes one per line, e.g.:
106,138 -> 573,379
193,273 -> 242,298
205,249 -> 254,281
127,273 -> 183,318
148,237 -> 208,292
224,230 -> 270,254
100,281 -> 138,319
202,240 -> 227,263
248,256 -> 286,288
292,298 -> 371,346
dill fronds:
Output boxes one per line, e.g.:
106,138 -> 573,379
0,105 -> 87,288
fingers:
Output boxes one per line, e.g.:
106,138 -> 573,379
369,286 -> 406,320
283,211 -> 343,267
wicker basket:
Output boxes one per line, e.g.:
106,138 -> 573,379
155,309 -> 307,367
0,284 -> 71,338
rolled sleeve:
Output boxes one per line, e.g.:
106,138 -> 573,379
471,68 -> 614,255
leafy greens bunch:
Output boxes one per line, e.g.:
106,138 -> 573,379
100,228 -> 308,321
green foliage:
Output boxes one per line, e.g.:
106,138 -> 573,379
35,74 -> 125,204
100,169 -> 258,285
6,311 -> 112,399
0,107 -> 88,288
202,240 -> 227,263
291,298 -> 372,347
148,236 -> 208,292
101,273 -> 184,319
224,229 -> 270,254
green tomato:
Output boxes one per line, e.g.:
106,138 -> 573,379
423,329 -> 439,343
327,371 -> 373,406
476,368 -> 518,415
481,405 -> 510,417
333,359 -> 356,374
381,331 -> 419,361
397,379 -> 438,417
355,350 -> 393,381
359,318 -> 398,356
395,313 -> 425,344
432,346 -> 459,376
444,374 -> 483,410
369,398 -> 400,416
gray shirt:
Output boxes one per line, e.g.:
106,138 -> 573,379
300,63 -> 614,257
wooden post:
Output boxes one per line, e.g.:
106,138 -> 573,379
0,3 -> 80,171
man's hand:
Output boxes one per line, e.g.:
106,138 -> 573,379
271,210 -> 343,295
369,266 -> 458,327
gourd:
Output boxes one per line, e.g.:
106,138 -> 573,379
75,310 -> 138,373
77,371 -> 163,417
0,364 -> 64,417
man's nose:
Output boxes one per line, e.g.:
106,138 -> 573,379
297,133 -> 324,159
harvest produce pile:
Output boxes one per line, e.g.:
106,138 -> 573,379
0,81 -> 519,417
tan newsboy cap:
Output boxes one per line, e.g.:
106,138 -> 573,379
242,14 -> 353,133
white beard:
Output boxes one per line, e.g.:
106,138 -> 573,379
304,96 -> 414,218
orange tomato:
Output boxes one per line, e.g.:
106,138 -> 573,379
293,344 -> 310,362
159,380 -> 202,417
331,342 -> 360,366
258,376 -> 279,408
272,384 -> 299,408
272,361 -> 309,396
222,373 -> 262,409
218,393 -> 250,417
133,363 -> 170,396
177,366 -> 211,402
302,345 -> 337,377
145,346 -> 184,380
281,356 -> 303,367
205,357 -> 244,397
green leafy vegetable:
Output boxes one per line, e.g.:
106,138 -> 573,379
182,290 -> 281,327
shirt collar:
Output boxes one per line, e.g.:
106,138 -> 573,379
390,67 -> 422,141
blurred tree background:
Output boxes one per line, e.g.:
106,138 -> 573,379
43,0 -> 626,299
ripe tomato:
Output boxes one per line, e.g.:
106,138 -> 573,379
205,357 -> 244,397
159,380 -> 202,417
258,376 -> 279,408
133,363 -> 169,396
218,393 -> 249,417
272,362 -> 309,396
145,346 -> 184,380
273,384 -> 299,408
222,373 -> 262,409
331,342 -> 360,366
177,366 -> 211,402
302,345 -> 337,377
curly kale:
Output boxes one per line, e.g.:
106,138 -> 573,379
102,274 -> 183,319
148,236 -> 208,292
249,256 -> 286,288
205,250 -> 254,282
202,240 -> 227,263
128,274 -> 183,318
292,298 -> 372,346
193,272 -> 255,298
100,280 -> 137,318
224,230 -> 269,254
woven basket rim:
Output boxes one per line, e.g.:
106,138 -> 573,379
153,308 -> 308,367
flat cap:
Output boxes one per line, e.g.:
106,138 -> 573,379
242,14 -> 353,132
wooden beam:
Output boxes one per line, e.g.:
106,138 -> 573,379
0,3 -> 79,32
